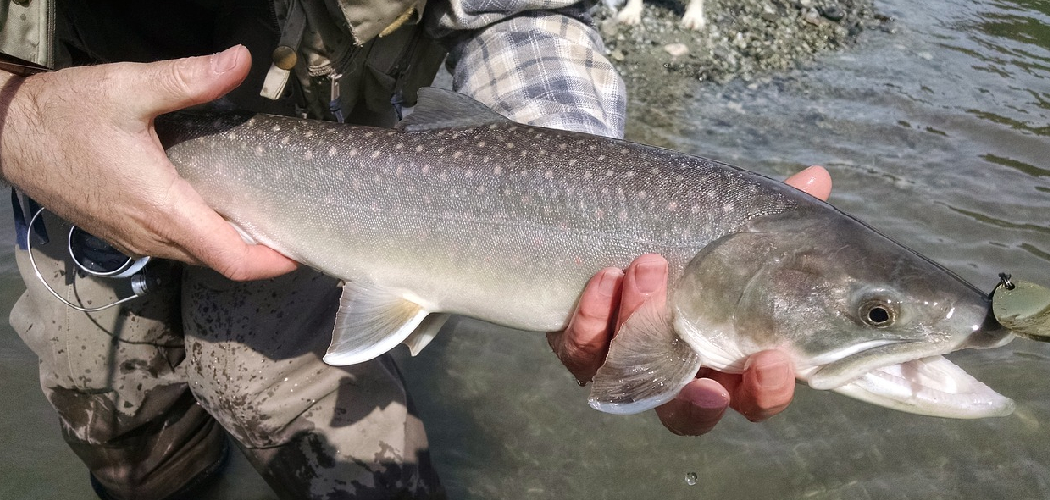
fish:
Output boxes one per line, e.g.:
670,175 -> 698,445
155,88 -> 1017,420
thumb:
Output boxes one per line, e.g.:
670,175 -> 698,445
117,45 -> 251,118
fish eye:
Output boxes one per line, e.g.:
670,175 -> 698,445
858,298 -> 898,328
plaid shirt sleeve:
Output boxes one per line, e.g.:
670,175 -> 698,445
427,1 -> 627,139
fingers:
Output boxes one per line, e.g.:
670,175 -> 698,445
731,350 -> 795,422
120,45 -> 251,119
785,165 -> 832,202
548,267 -> 623,383
616,254 -> 668,327
655,378 -> 730,436
155,179 -> 298,281
551,254 -> 671,384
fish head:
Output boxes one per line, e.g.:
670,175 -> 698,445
672,207 -> 1015,418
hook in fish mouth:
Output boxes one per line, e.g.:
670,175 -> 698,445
830,356 -> 1014,419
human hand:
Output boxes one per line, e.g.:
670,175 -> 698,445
0,46 -> 296,281
548,165 -> 833,435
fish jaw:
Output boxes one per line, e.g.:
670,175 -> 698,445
825,355 -> 1015,418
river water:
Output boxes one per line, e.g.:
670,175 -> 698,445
3,0 -> 1048,498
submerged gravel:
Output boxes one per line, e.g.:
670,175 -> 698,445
592,0 -> 892,109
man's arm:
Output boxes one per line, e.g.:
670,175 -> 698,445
0,46 -> 295,281
430,1 -> 626,138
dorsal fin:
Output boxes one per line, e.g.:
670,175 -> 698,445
396,87 -> 510,132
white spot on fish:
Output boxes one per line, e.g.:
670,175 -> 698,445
477,141 -> 487,148
395,143 -> 404,150
625,170 -> 636,178
371,150 -> 381,159
329,146 -> 338,157
478,186 -> 487,194
305,130 -> 314,138
280,137 -> 290,146
544,170 -> 554,179
304,150 -> 314,161
667,201 -> 679,211
416,145 -> 424,153
364,131 -> 374,138
453,151 -> 464,159
583,171 -> 593,180
638,191 -> 648,199
505,142 -> 515,149
348,148 -> 359,157
421,165 -> 430,174
493,166 -> 502,175
254,145 -> 265,156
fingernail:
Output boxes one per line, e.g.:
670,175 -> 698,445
596,269 -> 621,299
212,45 -> 243,74
634,258 -> 667,294
756,358 -> 792,391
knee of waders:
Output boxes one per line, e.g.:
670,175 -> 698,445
76,396 -> 230,500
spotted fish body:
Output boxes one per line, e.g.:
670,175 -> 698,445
157,89 -> 1017,419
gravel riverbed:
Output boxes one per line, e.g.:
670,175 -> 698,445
592,0 -> 892,114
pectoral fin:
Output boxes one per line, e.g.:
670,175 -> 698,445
588,298 -> 702,415
323,283 -> 432,365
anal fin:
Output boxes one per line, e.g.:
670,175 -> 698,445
323,282 -> 432,365
589,298 -> 702,415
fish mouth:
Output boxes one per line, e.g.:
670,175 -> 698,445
829,355 -> 1015,419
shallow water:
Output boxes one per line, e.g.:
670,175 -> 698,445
2,0 -> 1049,498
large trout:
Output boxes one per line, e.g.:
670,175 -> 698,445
156,89 -> 1016,419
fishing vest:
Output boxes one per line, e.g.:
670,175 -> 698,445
0,0 -> 447,126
